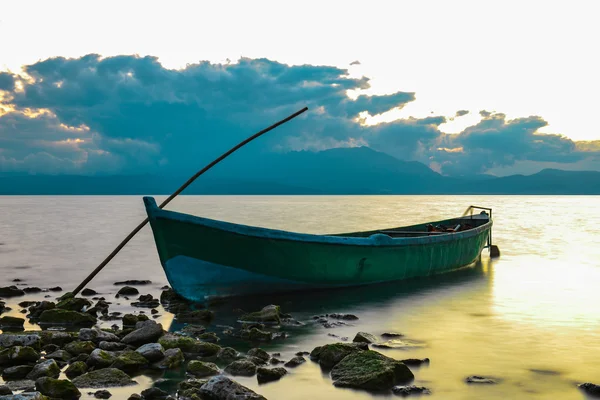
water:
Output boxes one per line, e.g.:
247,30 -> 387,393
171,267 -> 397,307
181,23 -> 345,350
1,195 -> 599,399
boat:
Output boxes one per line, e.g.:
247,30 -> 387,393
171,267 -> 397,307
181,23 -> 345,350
143,196 -> 494,303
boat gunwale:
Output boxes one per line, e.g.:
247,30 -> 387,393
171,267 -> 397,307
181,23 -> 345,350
143,196 -> 492,247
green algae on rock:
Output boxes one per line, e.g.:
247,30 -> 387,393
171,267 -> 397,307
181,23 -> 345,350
35,377 -> 81,399
71,368 -> 137,388
187,360 -> 220,378
38,309 -> 96,326
240,305 -> 281,325
310,342 -> 368,369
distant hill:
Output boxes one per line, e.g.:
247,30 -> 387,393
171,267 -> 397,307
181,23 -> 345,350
1,147 -> 600,195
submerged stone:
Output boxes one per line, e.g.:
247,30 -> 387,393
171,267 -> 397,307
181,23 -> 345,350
465,375 -> 498,384
71,368 -> 137,388
0,286 -> 25,297
401,358 -> 430,367
93,390 -> 112,399
117,286 -> 139,296
38,309 -> 96,326
56,297 -> 92,312
199,375 -> 266,400
392,385 -> 431,396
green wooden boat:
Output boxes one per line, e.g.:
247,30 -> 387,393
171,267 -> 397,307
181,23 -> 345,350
144,197 -> 494,302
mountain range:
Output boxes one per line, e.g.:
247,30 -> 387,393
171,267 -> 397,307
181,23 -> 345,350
1,147 -> 599,195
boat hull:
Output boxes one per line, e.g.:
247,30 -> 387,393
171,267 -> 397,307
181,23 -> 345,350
144,197 -> 492,302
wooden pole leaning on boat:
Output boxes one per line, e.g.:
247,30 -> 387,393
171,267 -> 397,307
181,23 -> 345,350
68,106 -> 309,297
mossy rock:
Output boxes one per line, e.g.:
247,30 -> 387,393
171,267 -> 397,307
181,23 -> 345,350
310,342 -> 367,369
246,348 -> 270,364
0,345 -> 40,366
178,378 -> 208,399
35,376 -> 81,399
64,341 -> 96,355
0,316 -> 25,328
240,328 -> 272,342
38,309 -> 96,326
353,332 -> 379,344
26,359 -> 61,380
157,348 -> 184,369
330,350 -> 414,390
216,347 -> 240,365
187,360 -> 219,378
240,305 -> 281,324
176,310 -> 214,323
71,368 -> 137,388
197,332 -> 219,343
122,314 -> 140,327
55,297 -> 92,312
224,360 -> 257,377
2,364 -> 34,380
0,333 -> 41,350
158,334 -> 220,356
39,331 -> 76,347
65,361 -> 87,379
110,351 -> 148,372
256,367 -> 287,384
87,349 -> 116,368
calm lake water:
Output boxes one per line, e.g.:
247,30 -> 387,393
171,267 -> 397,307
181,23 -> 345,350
1,195 -> 600,399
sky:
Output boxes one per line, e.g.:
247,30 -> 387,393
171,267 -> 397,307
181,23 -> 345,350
1,0 -> 599,176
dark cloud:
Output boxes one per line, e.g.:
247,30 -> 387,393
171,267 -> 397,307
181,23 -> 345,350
350,60 -> 361,65
0,55 -> 598,176
455,109 -> 469,117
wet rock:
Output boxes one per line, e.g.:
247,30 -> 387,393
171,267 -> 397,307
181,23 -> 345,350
0,346 -> 40,366
71,368 -> 137,388
99,341 -> 128,351
87,349 -> 116,368
4,379 -> 36,392
240,305 -> 281,324
177,379 -> 207,399
175,309 -> 214,323
216,347 -> 240,364
122,314 -> 142,327
157,348 -> 184,369
198,332 -> 220,343
247,348 -> 270,364
382,332 -> 404,338
93,389 -> 112,399
140,387 -> 169,399
465,375 -> 497,384
40,331 -> 76,347
0,316 -> 25,331
328,313 -> 358,320
181,325 -> 207,337
187,360 -> 219,377
27,301 -> 56,320
0,385 -> 10,395
136,343 -> 164,362
121,320 -> 164,346
0,333 -> 40,349
26,359 -> 60,380
65,361 -> 88,379
48,286 -> 62,292
131,294 -> 160,308
240,327 -> 273,342
159,288 -> 187,306
295,351 -> 309,356
56,297 -> 92,312
224,359 -> 257,376
42,344 -> 59,353
81,288 -> 97,296
117,286 -> 139,296
0,286 -> 25,297
18,301 -> 37,308
114,280 -> 152,286
45,349 -> 72,362
199,375 -> 266,400
331,350 -> 414,390
579,383 -> 600,396
310,342 -> 367,368
38,309 -> 96,326
372,339 -> 426,350
2,365 -> 34,380
23,287 -> 42,294
127,395 -> 142,400
270,358 -> 283,365
110,351 -> 149,372
159,334 -> 220,356
0,391 -> 45,399
35,376 -> 81,399
401,358 -> 430,367
392,385 -> 431,396
257,367 -> 287,384
79,328 -> 120,344
284,356 -> 306,368
353,332 -> 378,344
65,341 -> 96,355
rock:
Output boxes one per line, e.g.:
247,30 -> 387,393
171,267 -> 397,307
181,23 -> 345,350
2,365 -> 34,380
392,385 -> 431,396
99,341 -> 128,351
3,379 -> 36,392
270,358 -> 283,365
157,348 -> 184,369
177,379 -> 208,399
40,331 -> 76,347
0,316 -> 25,329
79,328 -> 120,344
48,286 -> 62,292
198,332 -> 220,343
246,348 -> 270,364
381,332 -> 404,338
0,391 -> 46,399
284,356 -> 306,368
117,286 -> 139,296
110,351 -> 148,372
81,288 -> 97,296
65,341 -> 96,355
199,375 -> 266,400
18,301 -> 36,308
71,368 -> 137,388
42,344 -> 59,353
136,343 -> 164,362
0,333 -> 40,349
0,346 -> 40,366
372,339 -> 426,350
328,313 -> 358,320
121,321 -> 163,346
330,350 -> 414,390
114,280 -> 152,286
216,347 -> 240,364
465,375 -> 497,384
27,301 -> 56,320
65,361 -> 88,379
240,327 -> 273,342
187,360 -> 220,377
159,334 -> 220,356
140,387 -> 168,399
401,358 -> 430,367
0,286 -> 25,297
56,297 -> 92,312
175,310 -> 214,323
180,325 -> 206,337
131,294 -> 160,308
127,395 -> 142,400
93,389 -> 112,399
26,359 -> 60,380
35,376 -> 81,399
122,314 -> 140,327
579,383 -> 600,396
224,359 -> 257,376
240,305 -> 281,324
0,385 -> 10,395
87,349 -> 117,368
23,287 -> 42,294
256,367 -> 287,384
309,342 -> 367,368
353,332 -> 378,344
44,349 -> 72,362
38,309 -> 96,326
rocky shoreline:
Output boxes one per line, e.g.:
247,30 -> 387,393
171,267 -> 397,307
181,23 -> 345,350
0,282 -> 598,399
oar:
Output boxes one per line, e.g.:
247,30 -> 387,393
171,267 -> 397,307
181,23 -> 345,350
69,106 -> 309,297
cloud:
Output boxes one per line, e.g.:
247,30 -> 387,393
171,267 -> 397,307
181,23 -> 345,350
350,60 -> 361,65
455,109 -> 469,117
0,54 -> 598,177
